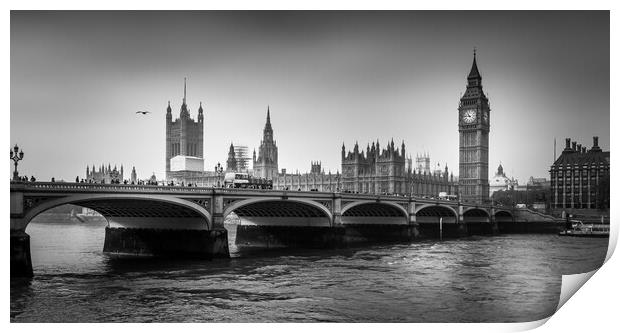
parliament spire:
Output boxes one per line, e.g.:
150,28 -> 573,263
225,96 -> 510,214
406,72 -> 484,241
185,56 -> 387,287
468,49 -> 481,79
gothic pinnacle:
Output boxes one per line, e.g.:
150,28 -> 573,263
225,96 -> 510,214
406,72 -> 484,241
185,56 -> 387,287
468,49 -> 481,79
183,77 -> 187,105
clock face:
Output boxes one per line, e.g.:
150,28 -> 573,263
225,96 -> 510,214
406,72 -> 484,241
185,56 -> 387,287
462,109 -> 477,124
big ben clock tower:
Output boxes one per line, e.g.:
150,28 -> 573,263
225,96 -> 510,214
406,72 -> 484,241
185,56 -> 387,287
458,51 -> 490,203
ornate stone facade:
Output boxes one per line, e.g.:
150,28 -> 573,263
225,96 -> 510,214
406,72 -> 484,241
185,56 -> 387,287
458,52 -> 490,203
86,164 -> 124,183
415,153 -> 431,174
550,137 -> 609,210
252,107 -> 278,180
341,140 -> 409,194
272,169 -> 341,192
165,78 -> 204,179
410,167 -> 458,197
226,143 -> 238,172
340,140 -> 457,196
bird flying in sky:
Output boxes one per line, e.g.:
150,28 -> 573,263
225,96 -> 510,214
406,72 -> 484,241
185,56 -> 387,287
136,111 -> 150,115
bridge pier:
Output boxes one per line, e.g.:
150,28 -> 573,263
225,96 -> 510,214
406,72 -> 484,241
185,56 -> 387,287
11,230 -> 33,278
10,212 -> 33,277
408,203 -> 420,238
490,210 -> 500,234
235,225 -> 340,248
103,227 -> 229,258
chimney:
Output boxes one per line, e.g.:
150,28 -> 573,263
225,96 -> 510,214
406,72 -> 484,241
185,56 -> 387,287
593,136 -> 599,147
572,141 -> 577,151
565,138 -> 571,149
582,147 -> 587,153
577,144 -> 582,152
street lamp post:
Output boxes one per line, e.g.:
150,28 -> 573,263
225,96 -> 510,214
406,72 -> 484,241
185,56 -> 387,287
10,144 -> 24,181
214,162 -> 223,188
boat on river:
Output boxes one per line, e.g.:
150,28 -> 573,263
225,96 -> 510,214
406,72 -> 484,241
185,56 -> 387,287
559,220 -> 609,238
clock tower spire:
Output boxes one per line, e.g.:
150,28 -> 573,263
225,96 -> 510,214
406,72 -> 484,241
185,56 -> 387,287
458,51 -> 490,203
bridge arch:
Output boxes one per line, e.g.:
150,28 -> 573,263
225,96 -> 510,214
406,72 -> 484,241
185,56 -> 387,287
415,204 -> 458,217
223,197 -> 333,227
462,207 -> 491,223
494,210 -> 514,222
415,204 -> 458,223
340,201 -> 408,225
462,207 -> 490,216
23,193 -> 213,230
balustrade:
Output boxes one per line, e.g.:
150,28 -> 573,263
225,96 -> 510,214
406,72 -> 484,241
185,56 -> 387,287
11,181 -> 502,212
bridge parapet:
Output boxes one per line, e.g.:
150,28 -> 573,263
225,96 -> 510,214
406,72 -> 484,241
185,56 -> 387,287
11,181 -> 215,194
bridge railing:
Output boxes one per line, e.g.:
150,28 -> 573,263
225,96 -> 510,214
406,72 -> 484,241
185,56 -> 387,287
9,181 -> 505,210
11,181 -> 215,193
10,181 -> 334,197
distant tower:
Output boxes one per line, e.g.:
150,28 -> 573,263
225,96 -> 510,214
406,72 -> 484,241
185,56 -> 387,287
311,161 -> 322,174
131,166 -> 137,183
253,106 -> 278,179
165,78 -> 204,179
433,162 -> 443,177
415,153 -> 431,174
226,143 -> 238,172
458,50 -> 490,202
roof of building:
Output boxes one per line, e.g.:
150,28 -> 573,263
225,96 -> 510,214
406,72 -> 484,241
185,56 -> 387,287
468,53 -> 481,79
552,148 -> 609,167
495,163 -> 505,177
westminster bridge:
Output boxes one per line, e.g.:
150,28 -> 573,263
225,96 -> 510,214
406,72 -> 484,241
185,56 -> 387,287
10,181 -> 558,277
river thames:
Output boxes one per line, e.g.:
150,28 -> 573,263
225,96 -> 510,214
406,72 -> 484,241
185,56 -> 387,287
10,219 -> 608,322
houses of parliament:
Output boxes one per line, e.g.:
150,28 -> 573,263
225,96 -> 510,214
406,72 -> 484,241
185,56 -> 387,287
164,54 -> 490,201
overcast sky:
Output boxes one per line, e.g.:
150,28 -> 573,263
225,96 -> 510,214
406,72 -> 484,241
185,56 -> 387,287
10,11 -> 609,182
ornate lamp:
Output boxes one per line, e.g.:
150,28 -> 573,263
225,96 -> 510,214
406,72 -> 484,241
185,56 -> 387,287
214,162 -> 224,187
10,144 -> 24,181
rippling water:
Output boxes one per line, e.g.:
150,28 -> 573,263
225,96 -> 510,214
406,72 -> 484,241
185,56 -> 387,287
11,220 -> 608,322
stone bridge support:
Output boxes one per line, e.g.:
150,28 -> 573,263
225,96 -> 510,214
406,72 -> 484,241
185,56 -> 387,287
332,196 -> 342,226
212,195 -> 225,229
489,208 -> 499,234
11,190 -> 33,277
10,220 -> 33,277
11,191 -> 34,277
408,201 -> 420,238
